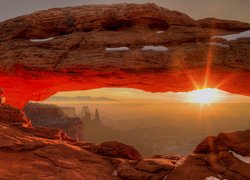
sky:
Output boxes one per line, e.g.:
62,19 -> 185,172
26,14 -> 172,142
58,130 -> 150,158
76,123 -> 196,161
0,0 -> 250,22
48,88 -> 250,104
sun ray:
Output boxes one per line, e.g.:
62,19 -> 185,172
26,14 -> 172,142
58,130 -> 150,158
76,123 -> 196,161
186,88 -> 221,104
203,42 -> 214,89
180,61 -> 200,90
183,69 -> 200,90
215,72 -> 239,89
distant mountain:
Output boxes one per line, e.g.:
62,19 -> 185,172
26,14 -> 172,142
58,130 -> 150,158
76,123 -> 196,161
46,96 -> 117,102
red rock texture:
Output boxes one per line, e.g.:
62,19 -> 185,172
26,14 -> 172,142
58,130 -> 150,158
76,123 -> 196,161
197,18 -> 250,30
0,104 -> 178,179
0,104 -> 31,127
0,123 -> 118,179
168,129 -> 250,180
0,3 -> 249,108
194,130 -> 250,156
88,141 -> 142,160
0,104 -> 249,179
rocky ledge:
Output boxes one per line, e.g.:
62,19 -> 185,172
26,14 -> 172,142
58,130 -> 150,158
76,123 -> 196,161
24,102 -> 84,141
0,104 -> 249,179
0,3 -> 249,108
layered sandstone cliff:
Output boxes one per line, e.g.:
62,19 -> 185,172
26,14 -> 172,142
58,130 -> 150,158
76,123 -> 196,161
24,103 -> 84,140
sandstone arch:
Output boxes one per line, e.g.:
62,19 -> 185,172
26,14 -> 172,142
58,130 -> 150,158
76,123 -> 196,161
0,3 -> 249,108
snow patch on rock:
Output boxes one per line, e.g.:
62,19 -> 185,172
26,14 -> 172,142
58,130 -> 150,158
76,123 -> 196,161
230,151 -> 250,164
142,45 -> 168,52
156,31 -> 165,34
106,47 -> 130,51
204,176 -> 220,180
112,170 -> 118,176
208,42 -> 230,48
212,30 -> 250,41
175,157 -> 185,167
29,37 -> 55,42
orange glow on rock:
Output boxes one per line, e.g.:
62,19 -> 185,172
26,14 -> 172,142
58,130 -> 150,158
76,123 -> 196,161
0,66 -> 250,108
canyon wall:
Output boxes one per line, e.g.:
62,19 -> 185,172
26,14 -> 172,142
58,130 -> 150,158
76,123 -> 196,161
24,103 -> 84,140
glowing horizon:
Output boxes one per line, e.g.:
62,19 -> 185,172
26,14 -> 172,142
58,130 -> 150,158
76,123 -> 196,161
43,87 -> 250,104
186,88 -> 222,104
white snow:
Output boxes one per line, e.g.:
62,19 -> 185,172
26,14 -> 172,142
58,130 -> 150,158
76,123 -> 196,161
112,170 -> 118,176
212,30 -> 250,41
230,151 -> 250,164
29,37 -> 55,42
156,31 -> 165,34
142,45 -> 168,52
162,175 -> 169,180
175,157 -> 185,167
208,42 -> 230,48
106,47 -> 130,52
204,176 -> 220,180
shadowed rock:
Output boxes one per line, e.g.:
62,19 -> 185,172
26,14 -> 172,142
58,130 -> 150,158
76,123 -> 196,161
168,129 -> 250,180
24,103 -> 84,141
89,141 -> 142,160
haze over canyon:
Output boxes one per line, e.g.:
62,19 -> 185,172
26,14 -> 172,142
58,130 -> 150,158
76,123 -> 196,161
0,2 -> 249,180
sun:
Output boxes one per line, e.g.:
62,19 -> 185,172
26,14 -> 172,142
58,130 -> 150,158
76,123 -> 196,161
186,88 -> 221,104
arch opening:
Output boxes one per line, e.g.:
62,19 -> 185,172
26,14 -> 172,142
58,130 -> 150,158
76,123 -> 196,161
23,87 -> 250,156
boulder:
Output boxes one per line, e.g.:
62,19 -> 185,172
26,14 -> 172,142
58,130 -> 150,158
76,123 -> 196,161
90,141 -> 142,160
135,158 -> 175,173
168,130 -> 250,180
0,104 -> 31,127
194,129 -> 250,156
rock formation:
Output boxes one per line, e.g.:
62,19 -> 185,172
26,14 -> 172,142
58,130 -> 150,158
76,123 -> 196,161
0,104 -> 249,179
0,104 -> 31,127
80,106 -> 91,120
80,106 -> 117,144
93,109 -> 101,123
168,130 -> 250,180
61,106 -> 77,117
80,106 -> 101,124
0,3 -> 250,178
0,3 -> 249,108
24,103 -> 84,140
88,141 -> 142,160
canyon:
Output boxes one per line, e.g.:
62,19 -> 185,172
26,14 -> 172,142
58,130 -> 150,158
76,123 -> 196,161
1,104 -> 250,179
0,3 -> 250,179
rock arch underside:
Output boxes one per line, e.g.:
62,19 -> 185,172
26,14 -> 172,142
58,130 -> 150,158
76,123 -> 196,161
0,3 -> 250,108
0,4 -> 250,180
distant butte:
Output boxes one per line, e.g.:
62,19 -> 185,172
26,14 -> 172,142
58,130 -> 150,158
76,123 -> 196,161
0,3 -> 249,107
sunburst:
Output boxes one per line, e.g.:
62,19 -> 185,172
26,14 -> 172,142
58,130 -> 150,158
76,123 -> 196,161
186,88 -> 221,104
